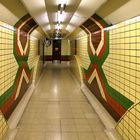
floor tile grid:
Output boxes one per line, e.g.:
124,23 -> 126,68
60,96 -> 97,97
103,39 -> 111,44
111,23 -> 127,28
15,63 -> 109,140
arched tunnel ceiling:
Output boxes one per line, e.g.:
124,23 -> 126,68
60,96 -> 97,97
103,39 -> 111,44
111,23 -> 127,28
0,0 -> 27,25
98,0 -> 140,24
0,0 -> 140,38
0,0 -> 46,39
20,0 -> 107,38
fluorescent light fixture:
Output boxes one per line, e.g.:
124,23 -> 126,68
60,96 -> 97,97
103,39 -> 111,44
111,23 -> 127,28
57,11 -> 63,23
55,23 -> 62,30
58,4 -> 66,12
58,0 -> 67,13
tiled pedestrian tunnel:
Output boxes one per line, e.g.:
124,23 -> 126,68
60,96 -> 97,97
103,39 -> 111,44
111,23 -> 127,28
0,0 -> 140,140
15,63 -> 109,140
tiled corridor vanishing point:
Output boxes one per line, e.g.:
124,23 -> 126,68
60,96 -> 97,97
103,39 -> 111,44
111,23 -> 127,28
15,63 -> 109,140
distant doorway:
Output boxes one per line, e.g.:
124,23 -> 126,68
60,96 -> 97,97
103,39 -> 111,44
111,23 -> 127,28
53,40 -> 61,62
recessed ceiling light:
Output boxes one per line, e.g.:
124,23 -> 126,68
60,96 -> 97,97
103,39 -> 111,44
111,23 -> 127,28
55,23 -> 62,30
57,11 -> 63,23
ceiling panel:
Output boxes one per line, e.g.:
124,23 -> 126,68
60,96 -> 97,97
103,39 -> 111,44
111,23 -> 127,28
21,0 -> 50,36
0,3 -> 18,25
66,0 -> 107,35
104,0 -> 140,24
45,0 -> 81,31
2,0 -> 140,39
20,0 -> 107,38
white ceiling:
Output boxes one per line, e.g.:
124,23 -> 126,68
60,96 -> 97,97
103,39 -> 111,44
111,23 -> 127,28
0,3 -> 18,25
19,0 -> 140,38
20,0 -> 107,38
104,0 -> 140,24
66,0 -> 107,37
21,0 -> 50,37
1,0 -> 140,39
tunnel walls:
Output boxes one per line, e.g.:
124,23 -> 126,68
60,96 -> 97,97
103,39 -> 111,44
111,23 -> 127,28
77,14 -> 133,121
0,14 -> 43,123
71,14 -> 140,121
107,16 -> 140,140
70,14 -> 140,139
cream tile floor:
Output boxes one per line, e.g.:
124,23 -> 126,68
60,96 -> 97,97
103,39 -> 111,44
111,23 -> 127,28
15,63 -> 109,140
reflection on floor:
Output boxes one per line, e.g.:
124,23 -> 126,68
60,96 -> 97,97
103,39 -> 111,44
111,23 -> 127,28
15,62 -> 109,140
